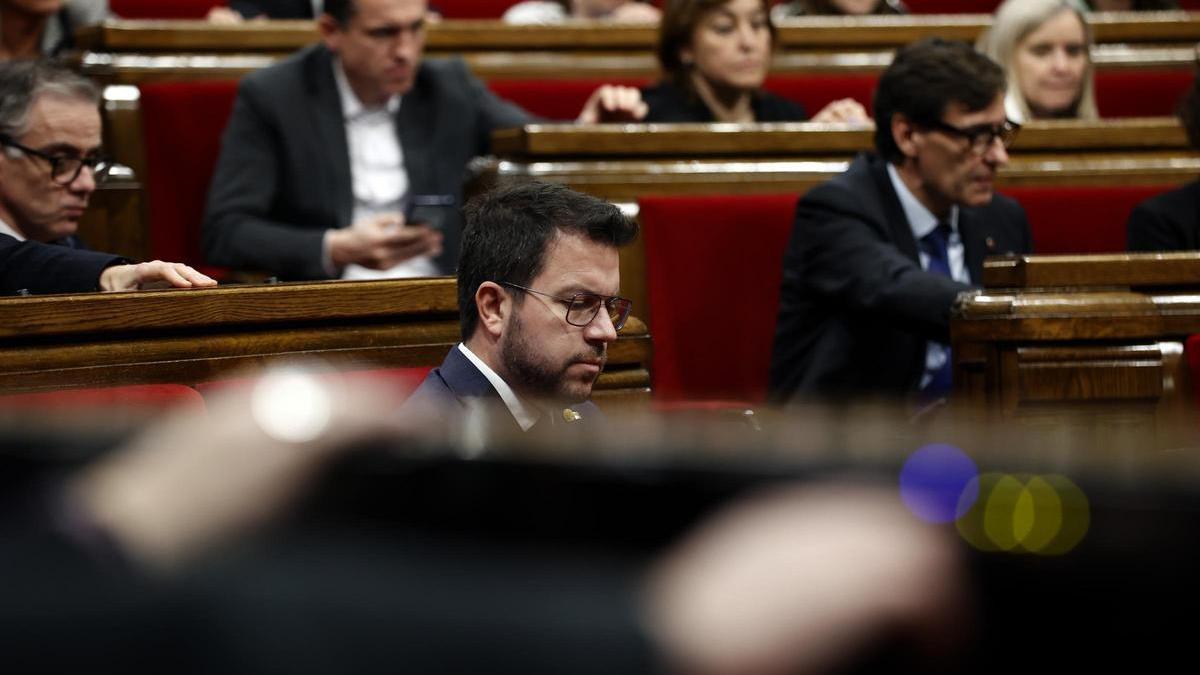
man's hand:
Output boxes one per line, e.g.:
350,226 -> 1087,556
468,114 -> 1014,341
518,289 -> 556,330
327,214 -> 444,271
811,98 -> 871,125
99,261 -> 218,292
577,85 -> 648,124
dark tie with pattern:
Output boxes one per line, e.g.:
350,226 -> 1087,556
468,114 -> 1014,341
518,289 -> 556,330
919,222 -> 953,398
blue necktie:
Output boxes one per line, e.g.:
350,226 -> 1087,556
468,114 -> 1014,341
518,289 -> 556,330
918,222 -> 953,398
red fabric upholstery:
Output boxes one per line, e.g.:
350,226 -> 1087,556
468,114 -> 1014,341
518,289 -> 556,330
1002,185 -> 1175,255
488,78 -> 652,120
111,0 -> 226,18
763,74 -> 878,116
436,0 -> 526,18
0,384 -> 205,410
139,80 -> 240,268
903,0 -> 1000,12
1095,69 -> 1194,119
640,193 -> 798,403
195,366 -> 434,402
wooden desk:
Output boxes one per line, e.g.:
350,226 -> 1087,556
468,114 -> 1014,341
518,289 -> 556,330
0,278 -> 653,404
951,254 -> 1200,438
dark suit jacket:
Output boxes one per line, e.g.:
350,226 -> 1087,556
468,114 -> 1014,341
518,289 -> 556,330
1126,180 -> 1200,252
203,45 -> 534,279
640,80 -> 808,123
405,346 -> 604,433
768,153 -> 1032,400
229,0 -> 314,18
0,233 -> 123,296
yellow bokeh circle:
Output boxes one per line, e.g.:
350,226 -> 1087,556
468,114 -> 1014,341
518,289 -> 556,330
956,473 -> 1089,555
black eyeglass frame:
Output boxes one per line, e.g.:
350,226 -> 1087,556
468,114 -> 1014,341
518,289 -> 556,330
499,281 -> 633,331
920,119 -> 1020,155
0,134 -> 112,186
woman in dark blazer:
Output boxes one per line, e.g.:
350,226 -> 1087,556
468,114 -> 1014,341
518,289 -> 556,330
642,0 -> 868,123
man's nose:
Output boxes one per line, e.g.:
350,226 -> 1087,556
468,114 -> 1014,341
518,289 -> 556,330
67,165 -> 96,193
584,307 -> 619,344
984,135 -> 1010,166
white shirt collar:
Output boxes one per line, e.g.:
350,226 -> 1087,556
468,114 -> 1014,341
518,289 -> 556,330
886,162 -> 959,241
333,58 -> 401,120
457,343 -> 543,432
0,218 -> 24,241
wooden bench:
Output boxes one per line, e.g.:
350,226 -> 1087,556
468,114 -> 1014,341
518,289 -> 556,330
0,278 -> 653,405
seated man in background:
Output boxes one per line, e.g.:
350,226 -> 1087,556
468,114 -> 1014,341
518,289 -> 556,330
0,0 -> 107,59
405,181 -> 636,432
203,0 -> 645,282
769,38 -> 1032,402
0,60 -> 214,294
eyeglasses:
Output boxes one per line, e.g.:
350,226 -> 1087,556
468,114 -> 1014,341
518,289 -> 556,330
500,282 -> 633,331
921,119 -> 1020,155
0,134 -> 112,186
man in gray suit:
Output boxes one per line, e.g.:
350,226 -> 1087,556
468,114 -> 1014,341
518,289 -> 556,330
203,0 -> 645,281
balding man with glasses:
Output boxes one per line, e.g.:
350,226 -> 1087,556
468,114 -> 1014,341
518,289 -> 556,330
404,182 -> 636,433
0,60 -> 214,294
769,38 -> 1033,403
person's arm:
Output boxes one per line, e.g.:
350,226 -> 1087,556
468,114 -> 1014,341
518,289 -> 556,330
202,79 -> 331,280
65,0 -> 110,25
789,184 -> 970,341
0,233 -> 119,295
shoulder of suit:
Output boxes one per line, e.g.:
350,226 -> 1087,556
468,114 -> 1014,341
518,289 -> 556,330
243,44 -> 324,93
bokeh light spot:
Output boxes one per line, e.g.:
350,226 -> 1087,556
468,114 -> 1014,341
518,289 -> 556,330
900,443 -> 979,523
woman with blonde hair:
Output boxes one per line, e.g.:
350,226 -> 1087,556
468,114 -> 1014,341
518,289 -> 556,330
977,0 -> 1098,122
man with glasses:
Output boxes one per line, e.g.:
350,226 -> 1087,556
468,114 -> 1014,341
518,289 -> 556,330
404,182 -> 637,431
0,60 -> 215,294
769,38 -> 1033,402
204,0 -> 645,282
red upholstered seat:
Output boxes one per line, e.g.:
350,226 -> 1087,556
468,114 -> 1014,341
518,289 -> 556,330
1002,185 -> 1175,255
1095,69 -> 1194,119
138,80 -> 240,270
488,78 -> 652,121
437,0 -> 526,18
111,0 -> 226,18
0,384 -> 205,410
902,0 -> 1000,12
763,74 -> 877,117
640,193 -> 798,403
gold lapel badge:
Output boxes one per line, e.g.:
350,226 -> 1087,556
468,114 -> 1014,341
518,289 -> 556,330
562,408 -> 583,423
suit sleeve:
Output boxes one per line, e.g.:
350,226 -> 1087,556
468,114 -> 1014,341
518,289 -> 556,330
458,61 -> 539,154
1127,201 -> 1185,252
202,79 -> 330,280
0,233 -> 123,295
789,184 -> 972,341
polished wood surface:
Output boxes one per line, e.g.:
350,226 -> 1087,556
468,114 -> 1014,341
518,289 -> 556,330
74,14 -> 1200,55
0,278 -> 653,400
951,254 -> 1200,434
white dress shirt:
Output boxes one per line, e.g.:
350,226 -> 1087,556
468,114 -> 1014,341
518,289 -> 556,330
457,343 -> 542,431
886,164 -> 969,391
0,218 -> 24,241
330,60 -> 438,280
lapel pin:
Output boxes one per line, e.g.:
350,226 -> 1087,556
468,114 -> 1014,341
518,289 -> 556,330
562,408 -> 583,423
985,236 -> 996,251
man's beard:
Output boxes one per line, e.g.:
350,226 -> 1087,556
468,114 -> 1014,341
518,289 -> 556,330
499,312 -> 606,404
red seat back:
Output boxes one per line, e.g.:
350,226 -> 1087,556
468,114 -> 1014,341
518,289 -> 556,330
903,0 -> 1000,12
763,73 -> 878,117
437,0 -> 526,18
1095,69 -> 1194,119
111,0 -> 226,18
139,80 -> 240,268
1003,185 -> 1175,255
488,78 -> 652,120
640,194 -> 798,403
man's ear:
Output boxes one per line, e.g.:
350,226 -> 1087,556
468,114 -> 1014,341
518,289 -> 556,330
317,14 -> 343,52
891,113 -> 919,160
475,281 -> 509,339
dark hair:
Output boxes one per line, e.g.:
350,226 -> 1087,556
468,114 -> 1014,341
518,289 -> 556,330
873,38 -> 1006,163
457,182 -> 638,341
0,59 -> 99,139
658,0 -> 776,86
322,0 -> 358,25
